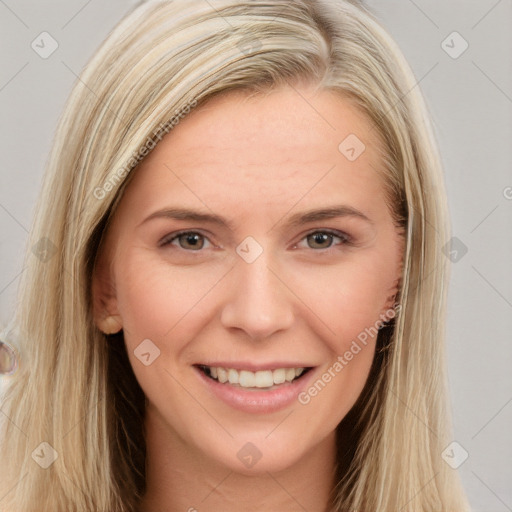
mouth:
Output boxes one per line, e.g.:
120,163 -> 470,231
196,364 -> 314,390
194,363 -> 318,413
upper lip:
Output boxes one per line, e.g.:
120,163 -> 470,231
196,362 -> 315,372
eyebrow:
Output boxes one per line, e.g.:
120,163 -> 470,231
139,205 -> 373,230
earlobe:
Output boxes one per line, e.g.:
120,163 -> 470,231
92,276 -> 123,334
96,314 -> 123,335
91,244 -> 123,334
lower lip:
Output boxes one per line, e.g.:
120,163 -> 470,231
195,366 -> 317,414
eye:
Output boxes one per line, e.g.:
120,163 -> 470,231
296,230 -> 351,250
160,231 -> 212,251
159,229 -> 351,252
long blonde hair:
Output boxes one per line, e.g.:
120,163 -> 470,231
0,1 -> 470,510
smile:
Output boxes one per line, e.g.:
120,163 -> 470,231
198,365 -> 312,389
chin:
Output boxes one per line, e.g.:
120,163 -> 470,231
199,430 -> 320,476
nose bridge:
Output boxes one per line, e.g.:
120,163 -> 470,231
220,246 -> 294,339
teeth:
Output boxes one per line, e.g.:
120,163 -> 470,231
239,370 -> 256,387
273,368 -> 286,384
205,366 -> 306,388
227,369 -> 239,384
217,367 -> 228,383
255,370 -> 274,388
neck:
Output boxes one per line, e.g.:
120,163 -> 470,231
139,406 -> 338,512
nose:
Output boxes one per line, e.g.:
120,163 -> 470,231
220,251 -> 295,341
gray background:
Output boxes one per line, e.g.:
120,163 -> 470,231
0,1 -> 511,510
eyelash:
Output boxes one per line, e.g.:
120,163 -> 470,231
159,229 -> 353,252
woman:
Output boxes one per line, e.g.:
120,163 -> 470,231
0,1 -> 470,510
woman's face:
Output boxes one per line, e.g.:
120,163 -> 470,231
93,85 -> 403,474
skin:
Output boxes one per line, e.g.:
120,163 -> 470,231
92,84 -> 404,512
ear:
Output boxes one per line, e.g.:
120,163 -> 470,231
383,276 -> 400,312
91,244 -> 123,335
381,234 -> 405,316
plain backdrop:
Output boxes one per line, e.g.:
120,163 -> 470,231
0,1 -> 511,510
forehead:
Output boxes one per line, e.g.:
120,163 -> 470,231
117,85 -> 387,220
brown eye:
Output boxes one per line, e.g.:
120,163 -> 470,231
178,233 -> 204,250
307,232 -> 334,249
161,231 -> 210,251
302,231 -> 350,250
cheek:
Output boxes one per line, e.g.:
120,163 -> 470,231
114,251 -> 227,343
301,345 -> 375,423
292,258 -> 392,420
289,253 -> 397,354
